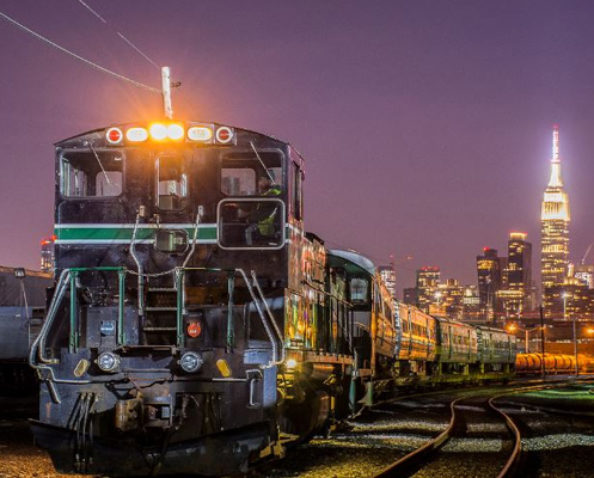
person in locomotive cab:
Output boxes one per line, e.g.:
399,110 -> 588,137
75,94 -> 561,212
245,175 -> 282,245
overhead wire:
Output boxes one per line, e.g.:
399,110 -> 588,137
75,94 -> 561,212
76,0 -> 161,71
0,10 -> 161,94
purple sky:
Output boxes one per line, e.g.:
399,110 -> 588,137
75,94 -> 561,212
1,0 -> 594,294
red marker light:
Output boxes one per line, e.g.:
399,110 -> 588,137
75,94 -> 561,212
215,126 -> 233,144
106,127 -> 123,144
187,321 -> 202,338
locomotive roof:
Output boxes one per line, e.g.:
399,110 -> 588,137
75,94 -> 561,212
476,325 -> 511,335
53,121 -> 304,162
0,266 -> 51,279
329,249 -> 376,276
434,316 -> 476,328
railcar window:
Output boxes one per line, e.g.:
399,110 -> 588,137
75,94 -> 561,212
221,152 -> 282,197
61,151 -> 123,197
349,278 -> 368,304
156,155 -> 187,210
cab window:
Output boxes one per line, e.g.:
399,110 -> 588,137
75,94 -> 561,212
350,278 -> 368,304
221,151 -> 282,197
61,150 -> 123,197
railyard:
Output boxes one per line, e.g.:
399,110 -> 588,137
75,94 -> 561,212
2,378 -> 594,477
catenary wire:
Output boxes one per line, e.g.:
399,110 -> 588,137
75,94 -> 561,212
76,0 -> 161,71
0,10 -> 160,94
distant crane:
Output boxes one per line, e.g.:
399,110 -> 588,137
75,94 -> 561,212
581,242 -> 594,265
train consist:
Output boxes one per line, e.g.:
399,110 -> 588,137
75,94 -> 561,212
29,120 -> 517,476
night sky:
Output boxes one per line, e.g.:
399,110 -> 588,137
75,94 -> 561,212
1,0 -> 594,294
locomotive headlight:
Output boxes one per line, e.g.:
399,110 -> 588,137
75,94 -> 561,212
179,351 -> 204,373
149,123 -> 168,141
285,358 -> 298,370
96,351 -> 120,373
167,123 -> 184,141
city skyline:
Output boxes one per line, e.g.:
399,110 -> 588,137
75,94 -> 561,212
1,2 -> 594,290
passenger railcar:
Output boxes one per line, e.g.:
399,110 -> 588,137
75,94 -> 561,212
476,325 -> 516,375
395,303 -> 437,377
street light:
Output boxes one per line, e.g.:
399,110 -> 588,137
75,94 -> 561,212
506,322 -> 543,354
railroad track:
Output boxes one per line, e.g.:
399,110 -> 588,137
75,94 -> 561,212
372,392 -> 521,478
373,380 -> 594,478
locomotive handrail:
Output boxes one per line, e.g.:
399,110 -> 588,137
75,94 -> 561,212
236,268 -> 283,366
31,265 -> 282,374
175,266 -> 283,366
250,270 -> 285,362
129,213 -> 145,315
29,268 -> 71,365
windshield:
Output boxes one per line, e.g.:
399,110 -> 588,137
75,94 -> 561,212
60,150 -> 123,197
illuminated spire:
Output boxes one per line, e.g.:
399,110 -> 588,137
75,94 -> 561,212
541,124 -> 571,308
548,124 -> 563,187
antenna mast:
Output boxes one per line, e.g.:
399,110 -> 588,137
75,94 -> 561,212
161,66 -> 173,119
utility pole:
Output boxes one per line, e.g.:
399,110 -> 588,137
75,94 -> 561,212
161,66 -> 173,119
573,314 -> 579,376
539,305 -> 545,377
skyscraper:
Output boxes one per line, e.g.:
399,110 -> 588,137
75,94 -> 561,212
416,266 -> 440,312
496,232 -> 534,318
378,264 -> 396,299
541,124 -> 570,302
476,247 -> 502,321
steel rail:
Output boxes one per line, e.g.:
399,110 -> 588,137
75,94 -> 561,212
373,395 -> 463,477
488,395 -> 522,478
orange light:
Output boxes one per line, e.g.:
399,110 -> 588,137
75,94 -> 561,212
507,324 -> 517,332
187,321 -> 202,338
167,123 -> 184,141
586,328 -> 594,335
126,127 -> 149,142
149,123 -> 168,141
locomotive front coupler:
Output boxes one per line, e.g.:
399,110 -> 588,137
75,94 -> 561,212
113,381 -> 176,432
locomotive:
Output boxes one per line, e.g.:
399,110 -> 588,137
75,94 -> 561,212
29,120 -> 516,476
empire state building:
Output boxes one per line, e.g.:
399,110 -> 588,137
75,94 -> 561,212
541,124 -> 570,300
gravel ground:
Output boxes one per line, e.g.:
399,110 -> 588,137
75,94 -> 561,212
0,420 -> 87,478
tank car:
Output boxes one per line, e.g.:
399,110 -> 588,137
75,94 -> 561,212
29,121 -> 353,476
